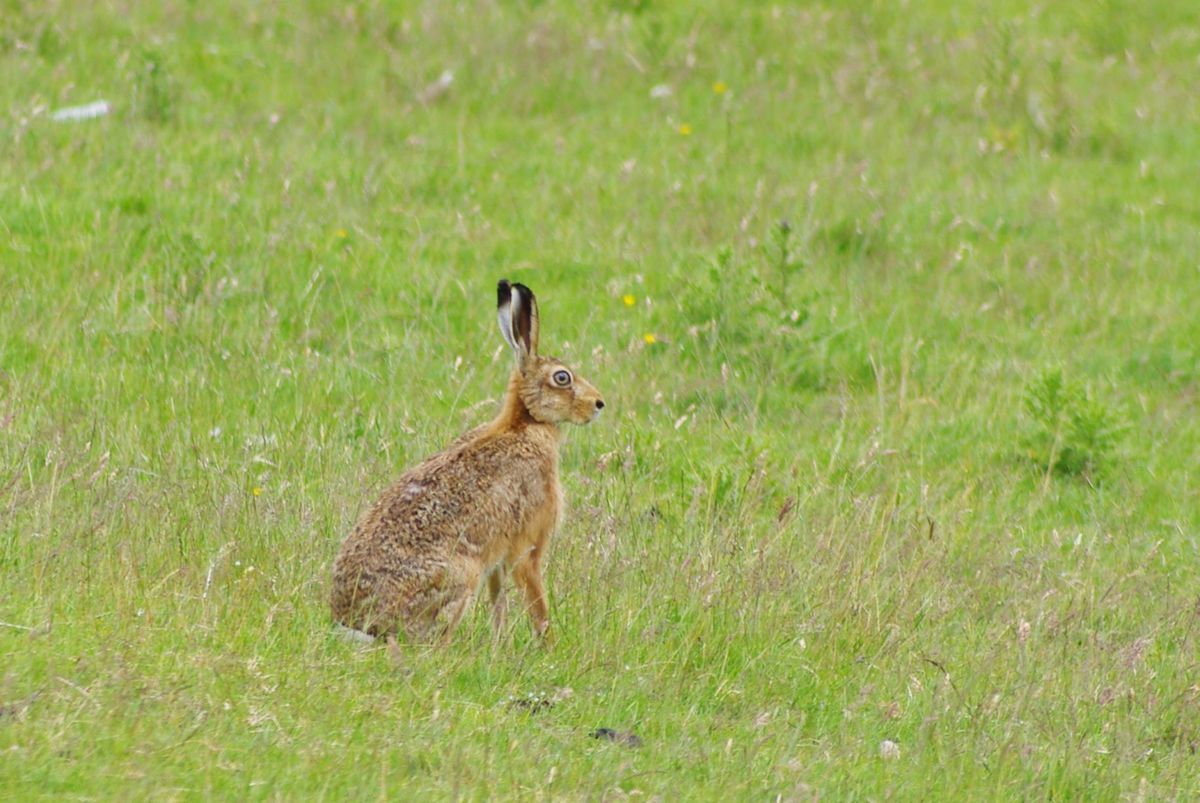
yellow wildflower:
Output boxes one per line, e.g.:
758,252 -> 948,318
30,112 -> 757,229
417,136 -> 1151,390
335,228 -> 348,239
712,81 -> 728,94
678,123 -> 692,136
252,486 -> 263,497
623,294 -> 636,307
643,333 -> 657,345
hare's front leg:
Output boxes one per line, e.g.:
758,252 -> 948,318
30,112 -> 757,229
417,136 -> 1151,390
512,547 -> 550,639
486,565 -> 507,640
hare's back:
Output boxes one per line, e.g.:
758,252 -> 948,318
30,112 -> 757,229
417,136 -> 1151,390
359,442 -> 549,551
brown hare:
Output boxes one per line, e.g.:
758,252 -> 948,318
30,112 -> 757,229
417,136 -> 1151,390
330,280 -> 605,644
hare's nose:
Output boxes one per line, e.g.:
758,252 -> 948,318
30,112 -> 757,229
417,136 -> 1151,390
595,399 -> 605,410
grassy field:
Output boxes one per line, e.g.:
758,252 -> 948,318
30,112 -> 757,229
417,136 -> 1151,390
3,0 -> 1200,798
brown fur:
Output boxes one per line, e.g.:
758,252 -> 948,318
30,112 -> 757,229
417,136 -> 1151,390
330,282 -> 604,643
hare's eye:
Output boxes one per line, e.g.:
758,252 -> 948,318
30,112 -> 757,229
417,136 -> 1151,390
552,370 -> 572,387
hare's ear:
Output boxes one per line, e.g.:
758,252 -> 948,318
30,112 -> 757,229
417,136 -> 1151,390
510,282 -> 539,358
497,279 -> 538,362
497,279 -> 519,355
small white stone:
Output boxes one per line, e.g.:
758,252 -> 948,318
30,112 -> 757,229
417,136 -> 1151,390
880,740 -> 901,760
51,100 -> 111,122
334,624 -> 376,644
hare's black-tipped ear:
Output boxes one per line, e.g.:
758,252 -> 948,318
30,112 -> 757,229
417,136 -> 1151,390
497,280 -> 518,354
509,282 -> 539,359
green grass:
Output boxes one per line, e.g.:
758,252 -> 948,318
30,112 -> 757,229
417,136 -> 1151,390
3,0 -> 1200,798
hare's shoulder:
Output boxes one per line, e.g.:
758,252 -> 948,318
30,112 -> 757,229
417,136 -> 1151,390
457,426 -> 558,469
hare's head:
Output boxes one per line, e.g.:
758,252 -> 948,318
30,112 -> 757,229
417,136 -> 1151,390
497,280 -> 605,426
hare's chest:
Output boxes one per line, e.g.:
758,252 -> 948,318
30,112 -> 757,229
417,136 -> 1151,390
522,470 -> 561,532
550,476 -> 565,529
515,468 -> 562,542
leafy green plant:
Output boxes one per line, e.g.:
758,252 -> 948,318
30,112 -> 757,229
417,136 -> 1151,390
677,221 -> 832,392
134,48 -> 176,123
979,21 -> 1080,154
1023,368 -> 1125,478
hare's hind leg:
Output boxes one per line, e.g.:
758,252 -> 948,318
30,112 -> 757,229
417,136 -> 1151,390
436,591 -> 476,646
404,559 -> 483,645
397,567 -> 456,644
434,573 -> 485,646
333,569 -> 405,639
400,590 -> 464,645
